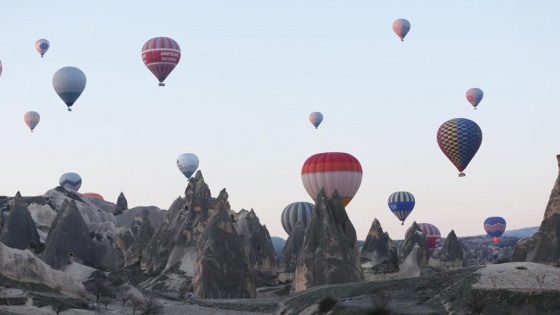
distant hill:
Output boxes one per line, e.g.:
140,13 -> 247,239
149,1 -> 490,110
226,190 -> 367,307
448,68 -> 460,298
501,226 -> 539,239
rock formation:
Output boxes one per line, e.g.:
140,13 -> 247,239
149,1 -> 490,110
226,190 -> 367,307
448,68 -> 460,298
360,218 -> 398,270
512,155 -> 560,265
291,189 -> 364,293
398,221 -> 429,277
114,192 -> 128,215
439,230 -> 465,269
280,219 -> 306,274
193,205 -> 256,299
121,214 -> 155,267
140,172 -> 219,275
0,242 -> 86,298
115,206 -> 165,230
231,209 -> 276,273
0,192 -> 40,251
39,200 -> 95,270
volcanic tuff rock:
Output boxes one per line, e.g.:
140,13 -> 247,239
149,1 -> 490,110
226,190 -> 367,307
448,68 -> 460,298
114,192 -> 128,215
511,214 -> 560,265
121,214 -> 155,267
543,155 -> 560,220
193,205 -> 256,299
231,209 -> 276,273
0,192 -> 40,251
439,230 -> 465,269
512,155 -> 560,265
116,206 -> 165,230
360,218 -> 398,270
398,221 -> 429,277
291,189 -> 364,293
141,171 -> 223,275
280,219 -> 306,273
39,200 -> 95,270
0,242 -> 86,298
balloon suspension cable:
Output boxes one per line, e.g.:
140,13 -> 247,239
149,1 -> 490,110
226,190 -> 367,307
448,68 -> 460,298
159,82 -> 165,87
459,172 -> 466,177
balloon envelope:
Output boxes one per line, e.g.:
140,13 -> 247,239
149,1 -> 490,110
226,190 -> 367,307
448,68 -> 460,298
406,223 -> 441,251
24,111 -> 40,132
466,88 -> 484,109
436,118 -> 482,177
270,236 -> 286,261
52,67 -> 87,111
59,172 -> 82,192
35,39 -> 50,57
388,191 -> 415,225
177,153 -> 199,179
392,19 -> 411,41
484,217 -> 506,243
301,152 -> 362,206
83,192 -> 104,201
141,37 -> 181,86
309,112 -> 323,129
281,201 -> 313,235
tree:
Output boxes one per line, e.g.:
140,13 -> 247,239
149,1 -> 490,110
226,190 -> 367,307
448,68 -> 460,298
91,278 -> 111,303
130,295 -> 144,315
141,296 -> 163,315
50,299 -> 69,315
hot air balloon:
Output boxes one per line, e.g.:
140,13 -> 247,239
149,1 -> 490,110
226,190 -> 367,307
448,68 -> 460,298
392,19 -> 411,41
141,37 -> 181,86
24,111 -> 40,132
83,192 -> 104,201
466,88 -> 484,109
0,60 -> 2,77
177,153 -> 199,179
484,216 -> 506,244
437,118 -> 482,177
52,67 -> 86,111
270,236 -> 286,262
281,201 -> 313,235
301,152 -> 362,206
406,223 -> 441,251
388,191 -> 415,225
35,39 -> 50,58
59,172 -> 82,192
309,112 -> 323,129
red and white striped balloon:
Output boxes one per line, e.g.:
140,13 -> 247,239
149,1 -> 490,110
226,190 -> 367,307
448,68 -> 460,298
301,152 -> 362,206
141,37 -> 181,86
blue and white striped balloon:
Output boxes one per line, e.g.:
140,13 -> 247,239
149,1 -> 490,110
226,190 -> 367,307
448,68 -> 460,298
59,172 -> 82,192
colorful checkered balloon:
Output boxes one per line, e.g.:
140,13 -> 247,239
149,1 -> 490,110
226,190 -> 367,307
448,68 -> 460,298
437,118 -> 482,177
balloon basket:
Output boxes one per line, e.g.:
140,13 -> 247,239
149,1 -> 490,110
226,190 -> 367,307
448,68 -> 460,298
459,172 -> 466,177
401,222 -> 404,226
67,108 -> 72,112
159,82 -> 165,87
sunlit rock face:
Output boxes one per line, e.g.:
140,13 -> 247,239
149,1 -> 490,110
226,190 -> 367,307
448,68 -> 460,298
439,230 -> 465,269
512,155 -> 560,265
193,205 -> 256,299
398,221 -> 429,277
0,192 -> 41,251
291,189 -> 364,293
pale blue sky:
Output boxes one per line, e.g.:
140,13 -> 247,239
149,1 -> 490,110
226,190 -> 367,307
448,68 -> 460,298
1,1 -> 559,241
